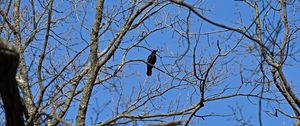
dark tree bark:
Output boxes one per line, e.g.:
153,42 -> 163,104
0,38 -> 25,126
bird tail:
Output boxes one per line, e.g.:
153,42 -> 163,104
147,65 -> 152,76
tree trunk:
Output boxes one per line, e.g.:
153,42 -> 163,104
0,39 -> 25,126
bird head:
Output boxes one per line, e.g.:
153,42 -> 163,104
152,50 -> 157,54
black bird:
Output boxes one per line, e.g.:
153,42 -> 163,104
146,50 -> 157,76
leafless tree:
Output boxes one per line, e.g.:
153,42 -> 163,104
170,0 -> 300,125
0,0 -> 299,125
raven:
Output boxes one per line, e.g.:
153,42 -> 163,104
146,50 -> 157,76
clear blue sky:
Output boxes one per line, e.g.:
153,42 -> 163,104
21,0 -> 299,125
80,1 -> 299,125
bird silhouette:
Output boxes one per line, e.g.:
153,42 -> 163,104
146,50 -> 157,76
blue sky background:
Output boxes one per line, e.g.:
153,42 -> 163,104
69,0 -> 299,125
1,0 -> 299,125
